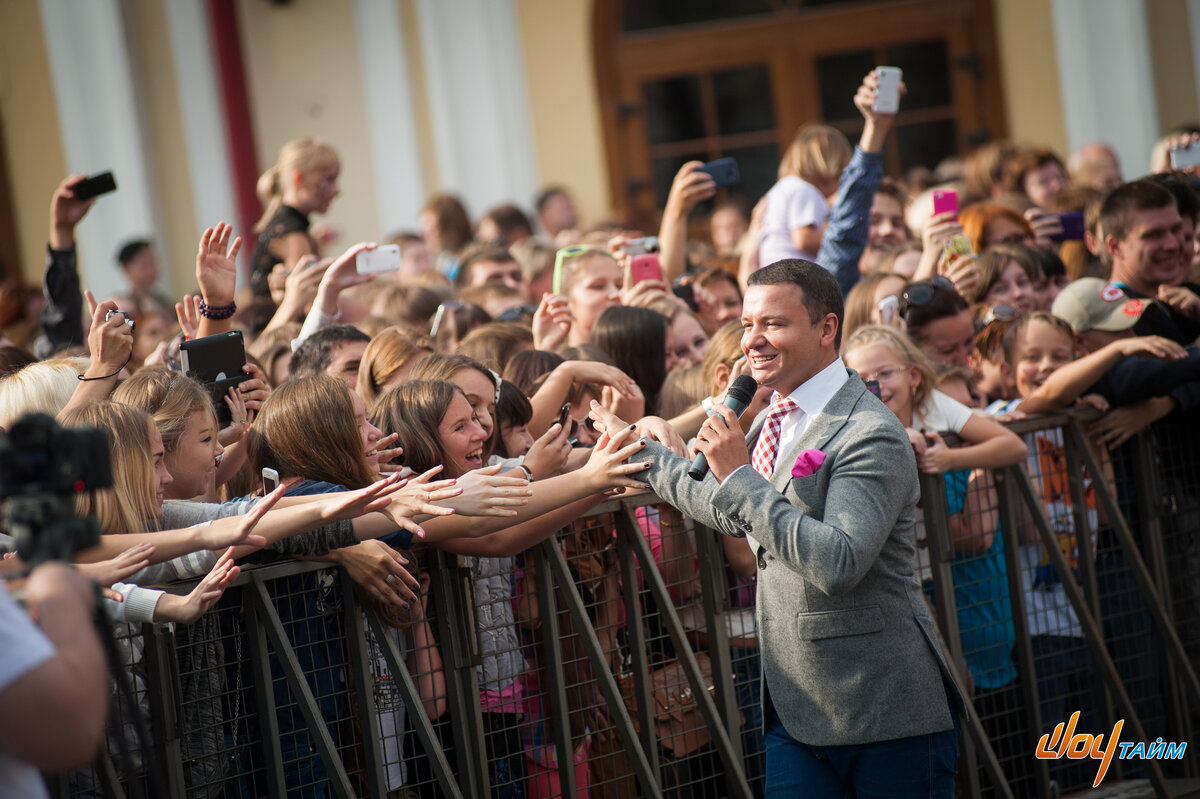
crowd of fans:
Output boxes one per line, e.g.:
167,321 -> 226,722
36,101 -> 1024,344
2,66 -> 1199,798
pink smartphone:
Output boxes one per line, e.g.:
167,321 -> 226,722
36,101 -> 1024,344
932,189 -> 958,219
630,254 -> 663,284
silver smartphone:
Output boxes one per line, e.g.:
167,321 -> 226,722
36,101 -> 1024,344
355,244 -> 401,274
262,467 -> 280,494
873,66 -> 903,114
1170,142 -> 1200,170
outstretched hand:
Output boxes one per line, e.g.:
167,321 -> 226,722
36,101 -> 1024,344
381,466 -> 463,537
197,483 -> 286,551
196,222 -> 242,306
588,401 -> 687,457
157,547 -> 241,624
445,463 -> 533,522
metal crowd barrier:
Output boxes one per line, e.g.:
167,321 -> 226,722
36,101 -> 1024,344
47,409 -> 1200,799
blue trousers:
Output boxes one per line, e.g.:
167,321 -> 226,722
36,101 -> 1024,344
763,696 -> 959,798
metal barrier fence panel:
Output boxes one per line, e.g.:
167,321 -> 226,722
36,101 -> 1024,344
48,409 -> 1200,798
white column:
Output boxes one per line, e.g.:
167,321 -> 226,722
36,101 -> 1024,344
1051,0 -> 1160,176
163,0 -> 237,243
39,0 -> 160,301
414,0 -> 539,218
352,0 -> 426,236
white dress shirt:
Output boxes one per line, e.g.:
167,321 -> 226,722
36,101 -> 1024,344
769,357 -> 849,474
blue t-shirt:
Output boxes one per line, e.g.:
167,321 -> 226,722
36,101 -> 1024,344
943,469 -> 1018,690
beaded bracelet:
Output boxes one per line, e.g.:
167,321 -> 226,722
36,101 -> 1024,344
198,299 -> 237,320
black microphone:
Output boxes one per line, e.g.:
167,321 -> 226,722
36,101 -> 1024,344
688,374 -> 759,480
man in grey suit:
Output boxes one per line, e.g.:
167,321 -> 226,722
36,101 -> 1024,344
599,259 -> 961,796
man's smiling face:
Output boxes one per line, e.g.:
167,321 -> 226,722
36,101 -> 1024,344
740,282 -> 836,394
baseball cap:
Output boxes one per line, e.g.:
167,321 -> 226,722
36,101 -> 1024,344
1050,278 -> 1153,333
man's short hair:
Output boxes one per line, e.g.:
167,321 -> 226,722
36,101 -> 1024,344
1145,173 -> 1200,225
455,245 -> 519,288
747,259 -> 845,348
290,325 -> 370,378
1099,180 -> 1177,242
480,203 -> 534,245
117,239 -> 152,267
875,177 -> 909,209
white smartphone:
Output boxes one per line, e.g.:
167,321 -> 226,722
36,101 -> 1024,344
873,66 -> 903,114
1170,142 -> 1200,170
877,294 -> 899,325
355,244 -> 401,274
262,467 -> 280,494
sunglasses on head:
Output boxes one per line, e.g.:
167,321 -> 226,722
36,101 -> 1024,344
979,303 -> 1021,327
899,276 -> 957,319
552,245 -> 601,294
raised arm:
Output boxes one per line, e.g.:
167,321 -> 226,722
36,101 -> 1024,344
816,69 -> 904,296
195,223 -> 242,339
1021,335 -> 1187,414
657,162 -> 716,283
40,175 -> 97,355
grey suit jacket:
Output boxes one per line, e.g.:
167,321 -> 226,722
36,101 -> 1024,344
642,369 -> 961,746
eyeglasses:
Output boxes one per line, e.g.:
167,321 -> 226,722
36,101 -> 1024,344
552,245 -> 601,294
858,365 -> 909,384
899,276 -> 957,319
979,303 -> 1021,327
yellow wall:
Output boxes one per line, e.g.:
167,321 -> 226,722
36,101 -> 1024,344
993,0 -> 1067,155
236,0 -> 382,242
125,0 -> 198,297
0,0 -> 66,284
1147,0 -> 1199,136
514,0 -> 612,226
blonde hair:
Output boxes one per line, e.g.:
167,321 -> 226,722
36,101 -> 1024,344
59,401 -> 160,534
558,249 -> 619,295
0,356 -> 90,429
699,321 -> 744,397
255,138 -> 340,233
356,326 -> 432,408
113,369 -> 217,455
779,124 -> 853,185
843,325 -> 938,413
843,272 -> 902,342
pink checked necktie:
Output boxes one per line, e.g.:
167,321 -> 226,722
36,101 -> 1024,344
752,395 -> 797,478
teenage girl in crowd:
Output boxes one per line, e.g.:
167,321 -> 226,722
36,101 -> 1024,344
250,138 -> 341,299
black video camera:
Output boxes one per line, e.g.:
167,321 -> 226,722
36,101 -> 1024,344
0,413 -> 112,565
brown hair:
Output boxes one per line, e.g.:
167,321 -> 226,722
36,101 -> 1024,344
970,246 -> 1037,307
370,380 -> 465,476
455,322 -> 533,373
246,375 -> 376,489
356,326 -> 432,408
1000,147 -> 1066,197
1002,310 -> 1075,364
254,138 -> 339,233
963,141 -> 1020,201
422,194 -> 473,254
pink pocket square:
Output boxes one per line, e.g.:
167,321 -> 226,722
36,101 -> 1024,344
791,449 -> 826,478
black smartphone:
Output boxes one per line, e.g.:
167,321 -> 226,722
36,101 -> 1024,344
557,402 -> 572,431
1050,212 -> 1085,242
73,171 -> 117,201
697,157 -> 740,188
